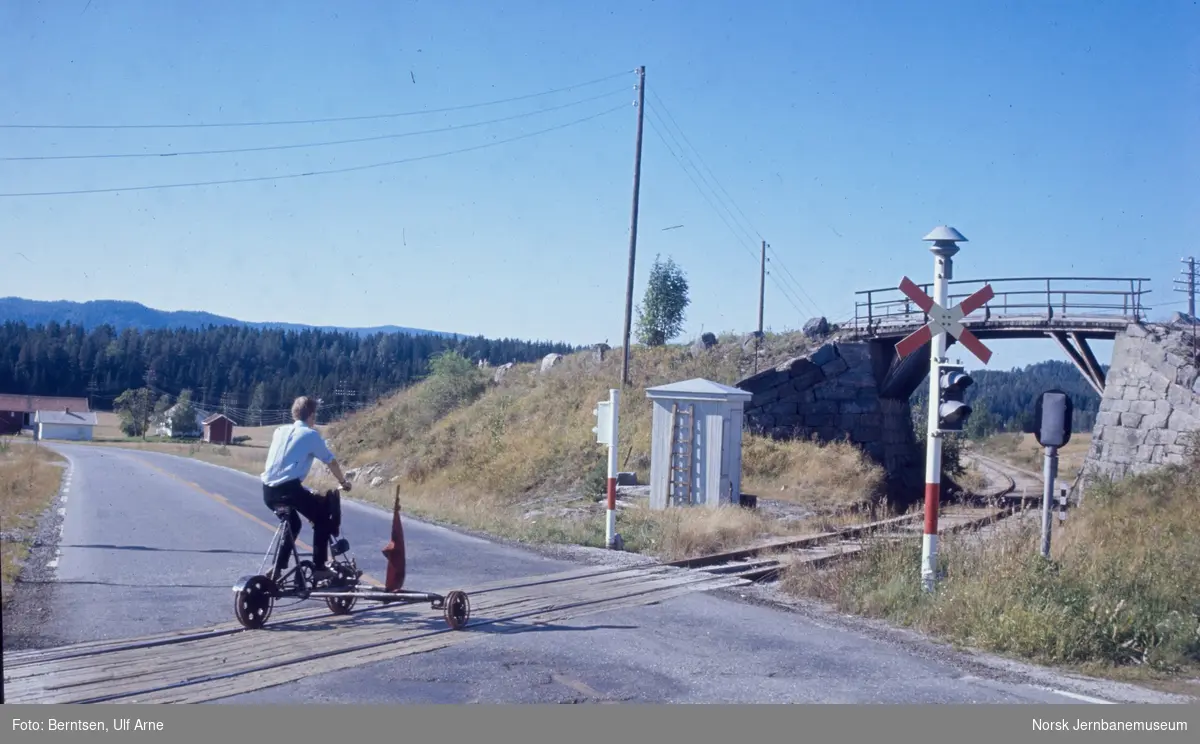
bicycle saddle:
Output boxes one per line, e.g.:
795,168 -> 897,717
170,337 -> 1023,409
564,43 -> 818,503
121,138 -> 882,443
273,506 -> 296,521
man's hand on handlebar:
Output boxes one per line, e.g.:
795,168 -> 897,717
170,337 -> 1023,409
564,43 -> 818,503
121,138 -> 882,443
339,479 -> 352,492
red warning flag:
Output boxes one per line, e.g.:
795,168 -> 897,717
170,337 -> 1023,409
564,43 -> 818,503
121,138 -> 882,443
381,487 -> 407,592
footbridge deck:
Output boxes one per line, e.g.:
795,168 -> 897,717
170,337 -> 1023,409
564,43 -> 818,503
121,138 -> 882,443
846,277 -> 1151,397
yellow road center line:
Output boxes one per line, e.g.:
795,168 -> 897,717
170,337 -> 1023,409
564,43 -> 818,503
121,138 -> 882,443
132,456 -> 385,588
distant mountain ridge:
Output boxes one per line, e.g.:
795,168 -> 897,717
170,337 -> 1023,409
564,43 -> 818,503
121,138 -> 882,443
0,297 -> 460,338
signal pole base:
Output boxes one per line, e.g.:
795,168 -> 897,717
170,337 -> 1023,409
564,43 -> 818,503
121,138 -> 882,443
921,533 -> 938,593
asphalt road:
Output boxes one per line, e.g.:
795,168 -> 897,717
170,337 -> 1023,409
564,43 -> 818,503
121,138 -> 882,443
4,443 -> 1183,704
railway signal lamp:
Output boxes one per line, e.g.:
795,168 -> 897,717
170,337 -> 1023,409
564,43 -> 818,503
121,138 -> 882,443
1034,389 -> 1073,449
936,363 -> 973,432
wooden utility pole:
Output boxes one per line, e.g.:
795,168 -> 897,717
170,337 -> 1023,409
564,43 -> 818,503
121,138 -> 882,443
1177,256 -> 1196,317
755,240 -> 767,374
620,65 -> 646,388
86,378 -> 99,411
758,240 -> 767,334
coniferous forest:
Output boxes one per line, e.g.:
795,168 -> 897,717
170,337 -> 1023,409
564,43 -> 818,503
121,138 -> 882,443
0,321 -> 576,423
911,360 -> 1102,437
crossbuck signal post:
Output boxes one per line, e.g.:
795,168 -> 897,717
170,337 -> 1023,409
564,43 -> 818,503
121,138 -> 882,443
893,227 -> 995,593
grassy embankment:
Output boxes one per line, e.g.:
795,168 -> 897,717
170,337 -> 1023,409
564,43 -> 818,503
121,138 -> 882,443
0,438 -> 66,605
308,333 -> 891,560
782,433 -> 1200,688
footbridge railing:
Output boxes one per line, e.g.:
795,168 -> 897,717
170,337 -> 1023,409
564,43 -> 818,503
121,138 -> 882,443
851,277 -> 1152,335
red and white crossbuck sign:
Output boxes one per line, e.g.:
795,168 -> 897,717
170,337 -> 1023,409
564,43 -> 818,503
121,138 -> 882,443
894,277 -> 995,364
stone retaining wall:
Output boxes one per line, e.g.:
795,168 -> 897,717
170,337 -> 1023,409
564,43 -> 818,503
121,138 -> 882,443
736,340 -> 921,496
1081,322 -> 1200,484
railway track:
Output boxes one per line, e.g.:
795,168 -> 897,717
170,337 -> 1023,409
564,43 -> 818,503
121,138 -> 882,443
968,452 -> 1046,505
674,449 -> 1048,583
670,504 -> 1018,583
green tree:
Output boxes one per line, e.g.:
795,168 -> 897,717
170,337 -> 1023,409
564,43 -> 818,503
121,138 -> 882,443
153,393 -> 172,420
248,382 -> 266,426
417,351 -> 488,424
169,389 -> 200,436
964,398 -> 1002,441
114,387 -> 155,439
635,255 -> 690,347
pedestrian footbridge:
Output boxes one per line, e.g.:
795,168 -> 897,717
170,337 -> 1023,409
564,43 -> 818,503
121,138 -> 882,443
845,276 -> 1151,398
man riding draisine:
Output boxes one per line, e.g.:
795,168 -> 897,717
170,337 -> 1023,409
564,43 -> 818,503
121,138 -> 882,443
260,395 -> 352,584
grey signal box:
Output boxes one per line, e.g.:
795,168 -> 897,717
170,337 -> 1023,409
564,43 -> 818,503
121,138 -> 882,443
1034,390 -> 1073,448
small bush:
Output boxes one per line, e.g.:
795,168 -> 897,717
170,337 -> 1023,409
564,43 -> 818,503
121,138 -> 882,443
581,457 -> 607,500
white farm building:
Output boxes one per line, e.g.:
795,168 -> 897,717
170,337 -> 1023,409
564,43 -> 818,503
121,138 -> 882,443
34,409 -> 99,441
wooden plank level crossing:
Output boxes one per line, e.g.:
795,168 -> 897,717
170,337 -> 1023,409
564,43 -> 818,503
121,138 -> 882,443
4,564 -> 748,704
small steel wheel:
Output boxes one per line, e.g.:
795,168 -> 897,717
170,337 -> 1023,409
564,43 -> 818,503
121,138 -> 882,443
326,595 -> 357,615
443,590 -> 470,630
234,575 -> 274,630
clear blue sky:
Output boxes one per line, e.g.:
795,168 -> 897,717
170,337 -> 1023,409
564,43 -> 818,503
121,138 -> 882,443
2,0 -> 1196,372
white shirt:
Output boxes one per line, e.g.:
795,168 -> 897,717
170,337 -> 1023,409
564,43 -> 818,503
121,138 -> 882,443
260,420 -> 335,487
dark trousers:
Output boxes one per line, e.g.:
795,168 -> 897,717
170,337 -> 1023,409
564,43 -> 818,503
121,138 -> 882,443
262,479 -> 332,573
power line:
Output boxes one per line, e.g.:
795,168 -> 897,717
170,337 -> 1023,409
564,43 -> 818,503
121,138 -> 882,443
643,102 -> 821,321
646,89 -> 824,318
645,109 -> 806,319
0,104 -> 627,198
0,70 -> 635,130
766,245 -> 823,317
643,107 -> 810,320
2,89 -> 629,162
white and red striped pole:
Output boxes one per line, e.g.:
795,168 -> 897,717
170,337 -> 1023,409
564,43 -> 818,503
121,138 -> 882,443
604,388 -> 621,549
921,229 -> 962,592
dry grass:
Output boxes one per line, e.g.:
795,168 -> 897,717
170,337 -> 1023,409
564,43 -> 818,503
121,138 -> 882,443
978,431 -> 1092,483
782,438 -> 1200,681
0,439 -> 65,604
319,333 -> 889,559
954,462 -> 991,494
741,435 -> 886,511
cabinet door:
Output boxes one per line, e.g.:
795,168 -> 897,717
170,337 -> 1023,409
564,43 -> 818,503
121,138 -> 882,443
705,414 -> 725,507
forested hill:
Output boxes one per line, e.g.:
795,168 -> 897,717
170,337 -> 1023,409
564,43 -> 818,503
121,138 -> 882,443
0,321 -> 576,422
912,360 -> 1103,434
0,297 -> 454,338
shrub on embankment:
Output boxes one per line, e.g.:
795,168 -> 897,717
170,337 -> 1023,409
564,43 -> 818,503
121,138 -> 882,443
321,335 -> 887,558
783,434 -> 1200,675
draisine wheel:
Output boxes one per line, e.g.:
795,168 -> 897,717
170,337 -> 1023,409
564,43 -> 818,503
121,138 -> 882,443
443,590 -> 470,630
326,595 -> 357,615
234,575 -> 274,630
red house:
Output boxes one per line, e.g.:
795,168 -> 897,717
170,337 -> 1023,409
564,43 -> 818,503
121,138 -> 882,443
0,394 -> 91,436
202,413 -> 235,445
